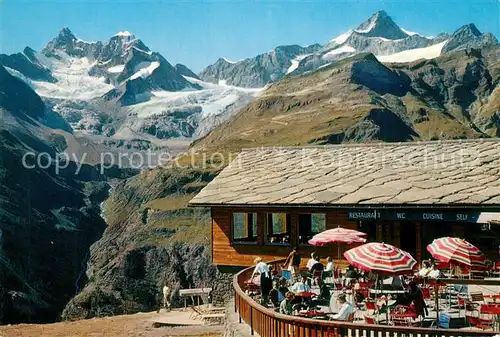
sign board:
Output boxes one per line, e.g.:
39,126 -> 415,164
348,209 -> 482,223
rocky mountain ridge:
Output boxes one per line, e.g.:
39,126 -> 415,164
193,47 -> 500,152
0,64 -> 109,323
0,29 -> 260,150
199,10 -> 498,88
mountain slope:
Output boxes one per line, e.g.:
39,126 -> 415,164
0,64 -> 108,323
198,44 -> 321,88
0,29 -> 259,147
193,47 -> 499,153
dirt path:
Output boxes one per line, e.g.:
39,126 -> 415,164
0,312 -> 223,337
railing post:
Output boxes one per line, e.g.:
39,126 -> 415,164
250,305 -> 254,335
238,295 -> 242,323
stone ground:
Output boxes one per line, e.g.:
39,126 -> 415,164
0,311 -> 224,337
224,304 -> 259,337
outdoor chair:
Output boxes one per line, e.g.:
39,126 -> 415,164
467,314 -> 494,330
492,262 -> 500,277
189,305 -> 204,319
364,300 -> 379,323
471,292 -> 485,305
364,314 -> 375,324
430,312 -> 451,329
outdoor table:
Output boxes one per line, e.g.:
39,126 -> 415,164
369,289 -> 406,295
484,294 -> 500,303
297,310 -> 326,318
244,280 -> 260,296
297,291 -> 316,298
390,312 -> 419,326
294,291 -> 317,309
390,312 -> 418,319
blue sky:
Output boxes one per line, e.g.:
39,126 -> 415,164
1,1 -> 498,72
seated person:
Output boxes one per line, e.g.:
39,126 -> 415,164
269,281 -> 284,308
279,292 -> 295,315
317,278 -> 331,301
324,257 -> 334,273
309,261 -> 324,285
278,277 -> 289,297
268,265 -> 280,283
291,276 -> 312,294
343,265 -> 359,287
417,261 -> 431,277
427,263 -> 442,279
330,294 -> 354,321
306,253 -> 319,270
354,289 -> 365,304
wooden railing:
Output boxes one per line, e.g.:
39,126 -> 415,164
233,259 -> 498,337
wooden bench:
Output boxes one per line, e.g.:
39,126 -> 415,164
179,288 -> 212,308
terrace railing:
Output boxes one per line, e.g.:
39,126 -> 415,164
233,259 -> 498,337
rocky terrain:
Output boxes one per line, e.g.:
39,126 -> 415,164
0,29 -> 261,148
0,7 -> 498,327
0,64 -> 108,323
193,47 -> 499,152
61,167 -> 228,319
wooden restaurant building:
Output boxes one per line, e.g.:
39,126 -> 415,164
189,140 -> 500,269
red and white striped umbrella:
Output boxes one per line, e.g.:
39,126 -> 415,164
344,242 -> 417,275
308,227 -> 367,246
426,237 -> 486,268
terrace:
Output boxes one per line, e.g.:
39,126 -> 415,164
233,259 -> 500,337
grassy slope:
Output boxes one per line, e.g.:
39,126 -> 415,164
192,49 -> 498,154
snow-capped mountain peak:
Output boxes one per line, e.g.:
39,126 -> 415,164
114,31 -> 134,38
354,10 -> 408,40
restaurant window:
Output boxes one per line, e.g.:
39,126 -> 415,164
359,220 -> 377,242
266,213 -> 290,244
232,213 -> 257,242
299,213 -> 326,244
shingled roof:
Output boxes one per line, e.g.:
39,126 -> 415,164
189,140 -> 500,207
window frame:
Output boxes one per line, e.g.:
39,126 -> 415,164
264,212 -> 291,246
231,212 -> 258,244
298,212 -> 326,246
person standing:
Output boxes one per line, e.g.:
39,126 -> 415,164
251,257 -> 272,306
408,281 -> 428,318
162,284 -> 171,311
283,246 -> 301,280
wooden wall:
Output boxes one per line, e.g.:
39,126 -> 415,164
212,207 -> 500,269
211,207 -> 359,268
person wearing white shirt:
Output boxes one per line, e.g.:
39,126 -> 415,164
417,261 -> 431,277
291,276 -> 312,294
324,257 -> 334,273
427,266 -> 441,279
306,253 -> 319,270
251,257 -> 272,305
331,294 -> 354,321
